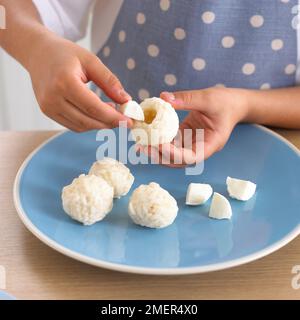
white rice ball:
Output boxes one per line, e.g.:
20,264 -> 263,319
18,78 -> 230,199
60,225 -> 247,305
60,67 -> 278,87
128,182 -> 178,228
89,157 -> 134,198
131,97 -> 179,146
62,174 -> 114,225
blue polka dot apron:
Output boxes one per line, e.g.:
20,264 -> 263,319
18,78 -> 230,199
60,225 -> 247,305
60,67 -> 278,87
97,0 -> 297,102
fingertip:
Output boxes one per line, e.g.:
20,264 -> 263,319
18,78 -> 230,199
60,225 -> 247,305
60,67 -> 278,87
114,88 -> 132,104
101,87 -> 132,105
119,89 -> 132,102
160,91 -> 175,102
160,91 -> 183,109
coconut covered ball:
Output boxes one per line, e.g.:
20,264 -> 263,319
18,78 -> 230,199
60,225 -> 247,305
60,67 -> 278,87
62,174 -> 113,225
89,157 -> 134,198
128,182 -> 178,228
131,97 -> 179,146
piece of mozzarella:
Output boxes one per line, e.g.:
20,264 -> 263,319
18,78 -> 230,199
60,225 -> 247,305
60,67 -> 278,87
209,192 -> 232,220
226,176 -> 256,201
120,100 -> 145,121
186,183 -> 213,205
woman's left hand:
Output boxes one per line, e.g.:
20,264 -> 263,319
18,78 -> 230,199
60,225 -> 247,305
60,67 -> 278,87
141,87 -> 250,167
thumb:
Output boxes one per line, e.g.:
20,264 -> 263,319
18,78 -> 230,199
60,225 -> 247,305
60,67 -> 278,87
160,90 -> 207,111
84,55 -> 131,104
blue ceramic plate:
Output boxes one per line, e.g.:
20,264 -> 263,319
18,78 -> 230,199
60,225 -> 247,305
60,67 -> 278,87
14,125 -> 300,275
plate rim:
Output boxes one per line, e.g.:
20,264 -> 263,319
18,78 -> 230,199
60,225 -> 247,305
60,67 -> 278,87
13,125 -> 300,275
0,291 -> 16,300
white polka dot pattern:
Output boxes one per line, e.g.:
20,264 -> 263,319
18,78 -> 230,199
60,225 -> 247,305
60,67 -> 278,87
164,74 -> 177,86
160,0 -> 170,11
126,58 -> 136,70
138,89 -> 150,101
260,83 -> 271,90
222,36 -> 235,48
192,58 -> 206,71
285,64 -> 296,75
202,11 -> 215,24
271,39 -> 284,51
136,12 -> 146,24
102,46 -> 110,57
242,63 -> 256,75
174,28 -> 186,40
250,15 -> 264,28
118,30 -> 126,42
147,44 -> 160,57
97,1 -> 297,99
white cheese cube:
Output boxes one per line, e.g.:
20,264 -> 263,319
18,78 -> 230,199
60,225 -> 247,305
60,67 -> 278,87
120,100 -> 145,121
226,176 -> 256,201
186,183 -> 213,205
209,192 -> 232,220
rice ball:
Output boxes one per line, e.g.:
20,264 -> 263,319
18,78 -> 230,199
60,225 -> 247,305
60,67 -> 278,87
89,157 -> 134,198
62,174 -> 114,225
131,97 -> 179,146
128,182 -> 178,228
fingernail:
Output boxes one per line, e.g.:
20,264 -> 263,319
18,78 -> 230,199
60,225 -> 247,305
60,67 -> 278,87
119,89 -> 132,101
161,92 -> 176,101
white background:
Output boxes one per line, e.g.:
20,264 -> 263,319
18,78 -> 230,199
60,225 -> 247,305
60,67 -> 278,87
0,21 -> 91,131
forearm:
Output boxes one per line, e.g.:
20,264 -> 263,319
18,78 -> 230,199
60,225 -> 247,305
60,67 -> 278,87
0,0 -> 56,70
243,87 -> 300,129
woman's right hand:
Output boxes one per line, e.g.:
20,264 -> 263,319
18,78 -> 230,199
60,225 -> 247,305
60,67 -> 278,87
27,35 -> 132,132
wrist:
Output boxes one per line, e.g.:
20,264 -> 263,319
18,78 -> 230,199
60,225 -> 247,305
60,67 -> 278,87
23,28 -> 59,71
233,88 -> 254,123
220,88 -> 251,124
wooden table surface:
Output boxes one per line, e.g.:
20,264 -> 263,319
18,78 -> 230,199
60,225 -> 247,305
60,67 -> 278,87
0,129 -> 300,300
